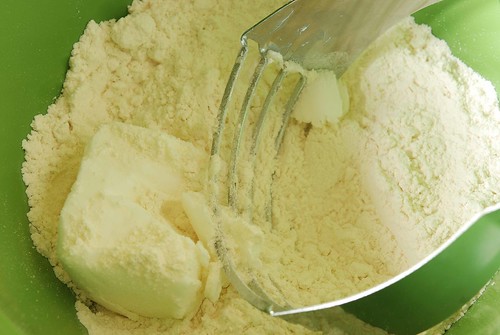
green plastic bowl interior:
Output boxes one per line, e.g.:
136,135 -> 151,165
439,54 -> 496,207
0,0 -> 498,334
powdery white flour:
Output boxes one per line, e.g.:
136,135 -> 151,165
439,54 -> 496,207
21,0 -> 500,334
245,16 -> 500,309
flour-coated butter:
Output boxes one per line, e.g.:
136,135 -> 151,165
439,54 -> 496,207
57,122 -> 211,319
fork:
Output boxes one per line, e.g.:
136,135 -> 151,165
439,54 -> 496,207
205,1 -> 470,334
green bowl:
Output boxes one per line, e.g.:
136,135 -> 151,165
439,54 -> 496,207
0,0 -> 498,334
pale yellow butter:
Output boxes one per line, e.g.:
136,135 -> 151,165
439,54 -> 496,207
57,122 -> 213,319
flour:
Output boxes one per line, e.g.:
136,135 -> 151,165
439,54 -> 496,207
291,70 -> 349,126
244,17 -> 500,308
21,0 -> 500,334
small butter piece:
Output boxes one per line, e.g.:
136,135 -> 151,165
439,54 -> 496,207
182,191 -> 215,254
57,122 -> 207,319
204,262 -> 223,303
292,70 -> 349,127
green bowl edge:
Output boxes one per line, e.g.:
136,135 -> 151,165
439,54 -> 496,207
413,0 -> 500,333
0,1 -> 131,334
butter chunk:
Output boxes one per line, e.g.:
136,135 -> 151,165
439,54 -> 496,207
57,122 -> 208,319
292,70 -> 349,127
182,191 -> 215,255
204,262 -> 223,303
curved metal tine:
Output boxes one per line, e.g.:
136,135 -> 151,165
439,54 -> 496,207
245,67 -> 306,228
214,223 -> 277,312
211,45 -> 249,157
209,45 -> 284,315
275,75 -> 307,152
266,74 -> 306,233
228,55 -> 268,209
248,69 -> 286,220
250,68 -> 286,158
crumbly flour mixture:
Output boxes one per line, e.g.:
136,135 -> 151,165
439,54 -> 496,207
21,0 -> 500,334
247,15 -> 500,308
